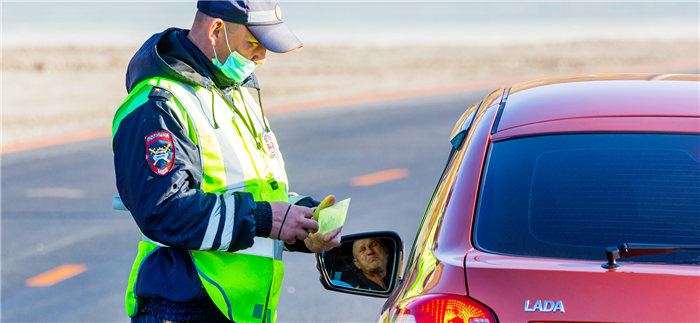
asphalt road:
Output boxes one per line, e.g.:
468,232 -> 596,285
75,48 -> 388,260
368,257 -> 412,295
1,89 -> 489,322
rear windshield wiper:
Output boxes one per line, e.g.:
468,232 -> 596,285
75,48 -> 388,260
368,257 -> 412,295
603,243 -> 700,269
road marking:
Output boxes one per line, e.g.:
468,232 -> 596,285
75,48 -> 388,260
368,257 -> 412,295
1,127 -> 110,155
1,58 -> 697,155
351,168 -> 409,186
4,222 -> 133,269
264,58 -> 699,114
26,188 -> 86,199
26,264 -> 87,287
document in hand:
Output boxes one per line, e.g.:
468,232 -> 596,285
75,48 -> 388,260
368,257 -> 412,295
318,198 -> 350,234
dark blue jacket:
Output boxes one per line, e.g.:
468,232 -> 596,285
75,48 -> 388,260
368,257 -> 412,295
114,28 -> 315,321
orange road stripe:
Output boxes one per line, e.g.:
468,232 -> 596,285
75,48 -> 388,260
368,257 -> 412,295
26,264 -> 87,287
1,127 -> 111,154
265,58 -> 700,114
2,58 -> 697,155
351,168 -> 409,187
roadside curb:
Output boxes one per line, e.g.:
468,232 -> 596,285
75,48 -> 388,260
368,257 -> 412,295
2,58 -> 697,154
265,58 -> 699,114
1,127 -> 112,155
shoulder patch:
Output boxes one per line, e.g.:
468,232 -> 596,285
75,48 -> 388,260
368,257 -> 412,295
145,131 -> 175,175
148,87 -> 173,101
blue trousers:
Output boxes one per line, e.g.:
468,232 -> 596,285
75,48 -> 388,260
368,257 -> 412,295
131,312 -> 174,323
131,312 -> 201,323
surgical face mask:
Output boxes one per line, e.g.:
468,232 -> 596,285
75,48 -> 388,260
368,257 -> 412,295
211,26 -> 257,83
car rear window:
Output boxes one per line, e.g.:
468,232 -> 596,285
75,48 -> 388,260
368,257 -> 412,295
474,134 -> 700,265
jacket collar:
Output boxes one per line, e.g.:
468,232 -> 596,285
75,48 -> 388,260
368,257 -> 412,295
126,27 -> 259,93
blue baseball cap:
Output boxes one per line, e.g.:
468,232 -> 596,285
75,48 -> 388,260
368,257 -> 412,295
197,0 -> 302,53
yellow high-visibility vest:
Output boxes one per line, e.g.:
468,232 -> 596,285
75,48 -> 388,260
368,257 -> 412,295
114,77 -> 289,323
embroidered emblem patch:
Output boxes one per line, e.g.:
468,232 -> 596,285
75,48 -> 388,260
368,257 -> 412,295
145,131 -> 174,175
262,131 -> 277,158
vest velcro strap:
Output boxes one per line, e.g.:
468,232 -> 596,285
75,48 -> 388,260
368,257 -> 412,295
235,237 -> 279,259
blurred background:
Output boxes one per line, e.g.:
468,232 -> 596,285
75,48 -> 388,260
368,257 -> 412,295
2,1 -> 698,144
1,1 -> 699,322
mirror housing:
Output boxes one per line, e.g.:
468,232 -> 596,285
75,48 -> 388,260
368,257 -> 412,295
449,101 -> 481,150
315,231 -> 403,298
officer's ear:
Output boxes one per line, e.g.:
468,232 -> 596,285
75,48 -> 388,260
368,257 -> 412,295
208,19 -> 225,46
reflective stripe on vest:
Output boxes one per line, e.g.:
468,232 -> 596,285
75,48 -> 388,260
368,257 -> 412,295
115,77 -> 290,322
125,241 -> 160,318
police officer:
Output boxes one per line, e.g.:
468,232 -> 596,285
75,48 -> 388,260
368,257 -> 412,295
112,1 -> 342,322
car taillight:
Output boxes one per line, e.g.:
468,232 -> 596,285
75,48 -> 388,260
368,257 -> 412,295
392,294 -> 497,323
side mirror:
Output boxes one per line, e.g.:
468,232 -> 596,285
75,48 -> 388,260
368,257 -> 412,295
315,231 -> 403,298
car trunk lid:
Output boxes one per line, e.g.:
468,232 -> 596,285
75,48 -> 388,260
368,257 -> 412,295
465,250 -> 700,323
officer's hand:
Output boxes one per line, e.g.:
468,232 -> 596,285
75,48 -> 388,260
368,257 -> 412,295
312,195 -> 336,222
304,226 -> 343,253
269,201 -> 319,244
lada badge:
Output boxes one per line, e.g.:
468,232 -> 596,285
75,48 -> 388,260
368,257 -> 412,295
524,300 -> 565,313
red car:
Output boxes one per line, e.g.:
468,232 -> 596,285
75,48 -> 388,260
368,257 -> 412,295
317,74 -> 700,323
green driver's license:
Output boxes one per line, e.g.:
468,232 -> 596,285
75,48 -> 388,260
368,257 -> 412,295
318,198 -> 350,234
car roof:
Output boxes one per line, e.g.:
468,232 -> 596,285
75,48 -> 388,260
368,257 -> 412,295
494,74 -> 700,135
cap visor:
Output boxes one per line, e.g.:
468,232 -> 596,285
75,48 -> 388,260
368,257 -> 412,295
248,23 -> 303,53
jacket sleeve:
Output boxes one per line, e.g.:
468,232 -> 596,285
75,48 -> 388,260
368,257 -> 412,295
113,92 -> 272,252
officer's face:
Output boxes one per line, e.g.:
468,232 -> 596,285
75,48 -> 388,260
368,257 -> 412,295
352,239 -> 388,275
213,21 -> 267,65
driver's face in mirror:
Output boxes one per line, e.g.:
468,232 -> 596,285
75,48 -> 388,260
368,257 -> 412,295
350,238 -> 390,290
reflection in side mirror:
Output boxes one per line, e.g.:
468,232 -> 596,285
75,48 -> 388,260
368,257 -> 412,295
316,231 -> 403,298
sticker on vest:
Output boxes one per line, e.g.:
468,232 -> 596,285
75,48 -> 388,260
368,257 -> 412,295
145,131 -> 175,175
262,131 -> 277,158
